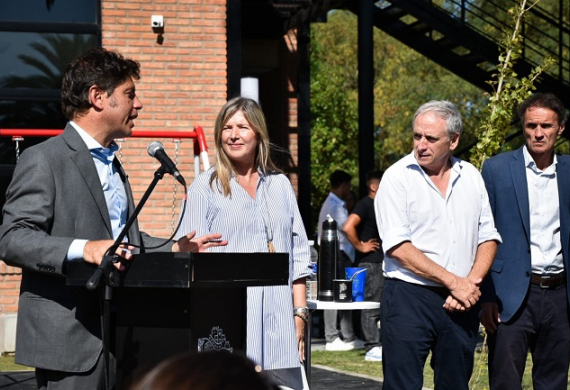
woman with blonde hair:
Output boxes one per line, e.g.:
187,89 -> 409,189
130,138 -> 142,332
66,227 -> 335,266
178,97 -> 311,389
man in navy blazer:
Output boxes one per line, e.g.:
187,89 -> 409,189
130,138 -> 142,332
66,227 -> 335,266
481,93 -> 570,390
0,48 -> 226,390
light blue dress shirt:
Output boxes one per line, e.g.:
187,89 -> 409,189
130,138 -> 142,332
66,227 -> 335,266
66,122 -> 128,260
523,145 -> 564,274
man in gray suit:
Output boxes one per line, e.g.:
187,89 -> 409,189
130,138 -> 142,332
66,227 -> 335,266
0,48 -> 226,390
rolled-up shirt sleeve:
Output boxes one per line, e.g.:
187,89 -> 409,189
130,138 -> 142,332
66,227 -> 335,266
375,167 -> 412,253
476,173 -> 502,245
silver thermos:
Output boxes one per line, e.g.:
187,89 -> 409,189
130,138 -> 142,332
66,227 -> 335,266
318,214 -> 338,301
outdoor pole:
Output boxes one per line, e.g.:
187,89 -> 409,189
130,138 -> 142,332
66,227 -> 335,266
358,0 -> 375,198
298,16 -> 312,236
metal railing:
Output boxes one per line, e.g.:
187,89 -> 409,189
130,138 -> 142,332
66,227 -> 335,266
432,0 -> 569,85
0,127 -> 211,178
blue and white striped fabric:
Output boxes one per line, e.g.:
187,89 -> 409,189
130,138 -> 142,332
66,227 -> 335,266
177,167 -> 312,371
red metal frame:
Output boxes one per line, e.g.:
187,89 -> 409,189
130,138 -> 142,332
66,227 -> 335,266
0,126 -> 209,155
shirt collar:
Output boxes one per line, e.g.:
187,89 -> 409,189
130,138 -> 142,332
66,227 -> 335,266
328,191 -> 345,207
523,144 -> 557,174
70,121 -> 118,162
406,150 -> 463,174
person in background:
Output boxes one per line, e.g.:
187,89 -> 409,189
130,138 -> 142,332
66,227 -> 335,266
317,170 -> 364,352
375,100 -> 501,390
343,170 -> 383,362
345,189 -> 357,214
0,47 -> 226,390
481,93 -> 570,390
177,97 -> 311,390
129,350 -> 278,390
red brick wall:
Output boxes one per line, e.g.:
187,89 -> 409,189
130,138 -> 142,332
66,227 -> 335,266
0,263 -> 20,317
283,29 -> 300,188
102,0 -> 228,239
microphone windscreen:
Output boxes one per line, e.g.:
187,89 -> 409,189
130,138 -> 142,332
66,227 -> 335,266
147,141 -> 164,157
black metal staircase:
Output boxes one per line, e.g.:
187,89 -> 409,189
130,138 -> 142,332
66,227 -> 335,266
341,0 -> 570,107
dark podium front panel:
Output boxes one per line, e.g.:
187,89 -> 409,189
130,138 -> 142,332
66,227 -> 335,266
67,252 -> 288,389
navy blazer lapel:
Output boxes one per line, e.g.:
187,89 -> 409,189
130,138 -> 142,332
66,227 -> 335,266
557,156 -> 570,211
557,156 -> 570,262
510,147 -> 531,244
61,125 -> 114,238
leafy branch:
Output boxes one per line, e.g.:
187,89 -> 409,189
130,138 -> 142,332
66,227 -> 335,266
469,0 -> 554,170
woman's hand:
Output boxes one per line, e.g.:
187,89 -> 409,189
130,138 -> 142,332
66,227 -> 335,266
173,231 -> 227,252
295,316 -> 306,362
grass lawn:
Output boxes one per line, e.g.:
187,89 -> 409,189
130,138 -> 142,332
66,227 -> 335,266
311,349 -> 569,390
2,350 -> 569,389
0,354 -> 31,372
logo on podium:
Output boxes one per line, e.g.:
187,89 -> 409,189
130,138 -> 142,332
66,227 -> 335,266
198,326 -> 233,352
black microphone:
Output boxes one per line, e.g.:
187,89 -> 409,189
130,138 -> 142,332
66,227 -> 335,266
147,141 -> 186,186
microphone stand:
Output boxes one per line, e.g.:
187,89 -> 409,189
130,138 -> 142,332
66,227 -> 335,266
86,165 -> 167,390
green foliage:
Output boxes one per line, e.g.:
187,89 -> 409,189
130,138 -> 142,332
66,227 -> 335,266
310,12 -> 360,216
0,354 -> 31,371
469,0 -> 555,169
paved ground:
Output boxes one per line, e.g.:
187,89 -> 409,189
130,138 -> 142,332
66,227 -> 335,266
0,339 -> 385,390
310,365 -> 382,389
0,371 -> 35,390
308,338 -> 383,389
0,367 -> 383,390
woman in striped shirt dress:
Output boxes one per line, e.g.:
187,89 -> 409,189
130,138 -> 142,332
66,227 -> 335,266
178,97 -> 312,390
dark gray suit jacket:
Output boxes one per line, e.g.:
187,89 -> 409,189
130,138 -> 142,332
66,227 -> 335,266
0,124 -> 169,372
481,146 -> 570,322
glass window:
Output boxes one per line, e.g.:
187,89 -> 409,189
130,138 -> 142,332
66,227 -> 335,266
0,32 -> 97,89
0,0 -> 97,24
0,0 -> 99,167
0,97 -> 66,164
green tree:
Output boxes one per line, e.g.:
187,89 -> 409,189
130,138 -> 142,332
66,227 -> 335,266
469,0 -> 558,169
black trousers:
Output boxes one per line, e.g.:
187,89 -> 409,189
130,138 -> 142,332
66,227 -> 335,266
381,278 -> 479,390
487,283 -> 570,390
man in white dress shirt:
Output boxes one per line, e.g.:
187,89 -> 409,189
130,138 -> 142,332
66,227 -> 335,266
375,100 -> 501,390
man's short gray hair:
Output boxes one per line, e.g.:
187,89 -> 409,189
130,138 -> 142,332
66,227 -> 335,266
413,100 -> 463,138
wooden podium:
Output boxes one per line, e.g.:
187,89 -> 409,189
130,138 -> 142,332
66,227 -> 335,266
67,252 -> 288,389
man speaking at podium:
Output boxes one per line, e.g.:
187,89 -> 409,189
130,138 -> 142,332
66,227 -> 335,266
0,48 -> 226,390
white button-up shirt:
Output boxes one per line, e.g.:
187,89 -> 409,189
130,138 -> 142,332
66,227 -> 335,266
375,152 -> 501,286
523,145 -> 564,274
